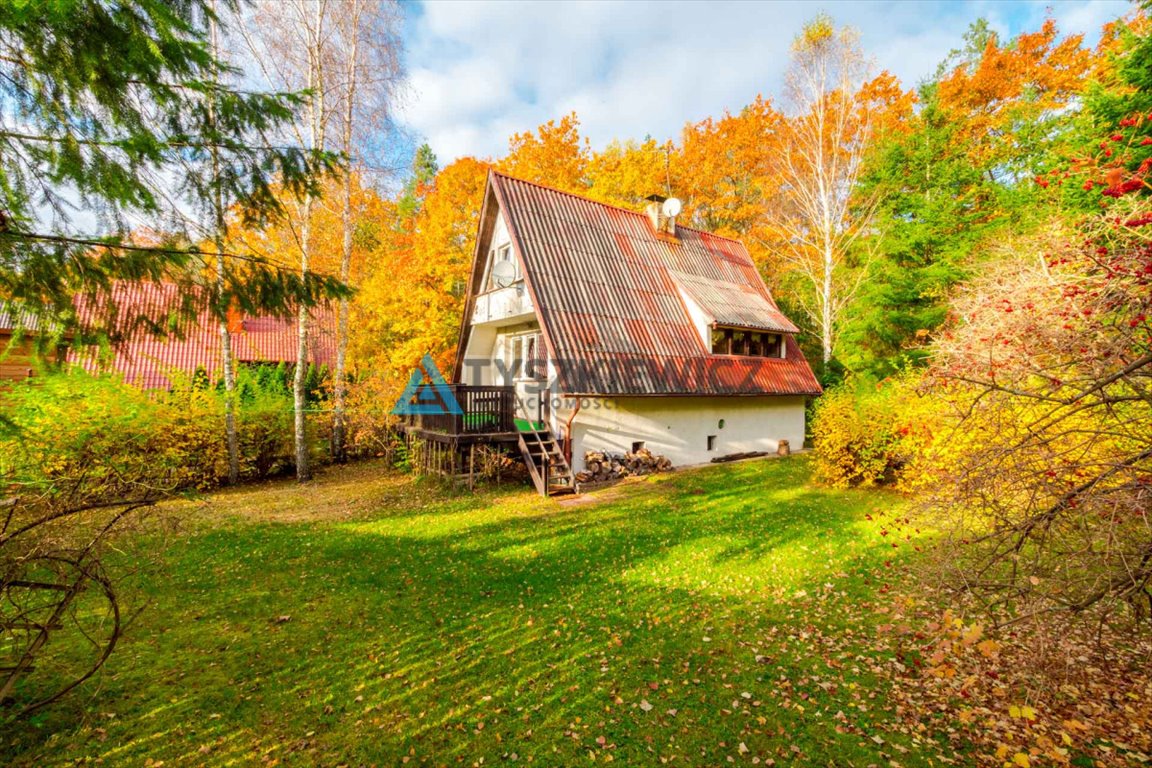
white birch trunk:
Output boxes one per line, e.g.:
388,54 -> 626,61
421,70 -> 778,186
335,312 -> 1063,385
294,196 -> 312,481
209,1 -> 240,483
331,8 -> 360,462
293,0 -> 326,482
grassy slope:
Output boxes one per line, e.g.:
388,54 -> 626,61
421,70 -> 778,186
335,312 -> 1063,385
2,456 -> 924,766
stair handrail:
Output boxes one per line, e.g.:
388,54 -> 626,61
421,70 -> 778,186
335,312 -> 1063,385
512,391 -> 573,490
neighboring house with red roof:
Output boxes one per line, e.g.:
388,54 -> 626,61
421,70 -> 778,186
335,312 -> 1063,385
453,171 -> 821,473
1,283 -> 335,389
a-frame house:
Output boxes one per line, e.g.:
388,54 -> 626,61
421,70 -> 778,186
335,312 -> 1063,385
403,171 -> 821,495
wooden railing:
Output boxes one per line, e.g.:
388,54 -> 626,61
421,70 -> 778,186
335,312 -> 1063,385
405,384 -> 516,436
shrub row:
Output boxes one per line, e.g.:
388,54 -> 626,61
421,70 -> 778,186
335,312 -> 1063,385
0,368 -> 333,501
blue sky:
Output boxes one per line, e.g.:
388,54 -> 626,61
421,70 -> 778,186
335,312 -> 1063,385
396,0 -> 1133,164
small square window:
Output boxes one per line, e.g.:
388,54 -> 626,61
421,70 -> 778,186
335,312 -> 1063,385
732,331 -> 748,356
766,334 -> 783,358
710,328 -> 731,355
631,441 -> 645,453
707,435 -> 717,451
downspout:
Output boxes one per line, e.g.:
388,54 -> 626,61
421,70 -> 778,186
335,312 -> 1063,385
564,397 -> 582,467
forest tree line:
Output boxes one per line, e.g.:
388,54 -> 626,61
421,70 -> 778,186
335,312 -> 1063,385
318,12 -> 1140,394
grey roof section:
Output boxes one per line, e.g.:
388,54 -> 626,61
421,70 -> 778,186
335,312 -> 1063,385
670,271 -> 799,334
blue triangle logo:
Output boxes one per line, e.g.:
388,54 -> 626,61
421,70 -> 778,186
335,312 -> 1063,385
392,354 -> 463,416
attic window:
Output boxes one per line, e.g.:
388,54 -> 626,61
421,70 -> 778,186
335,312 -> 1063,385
710,327 -> 785,358
485,243 -> 519,290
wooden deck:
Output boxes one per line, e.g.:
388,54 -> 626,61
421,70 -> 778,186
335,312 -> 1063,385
397,384 -> 575,496
399,384 -> 520,445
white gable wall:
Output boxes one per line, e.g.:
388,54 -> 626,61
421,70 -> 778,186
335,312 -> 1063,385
676,288 -> 712,353
461,206 -> 535,385
485,213 -> 512,278
557,395 -> 806,470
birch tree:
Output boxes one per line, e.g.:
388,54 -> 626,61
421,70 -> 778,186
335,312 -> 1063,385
330,0 -> 403,462
242,0 -> 401,476
207,3 -> 240,484
242,1 -> 328,483
776,14 -> 876,368
294,0 -> 325,482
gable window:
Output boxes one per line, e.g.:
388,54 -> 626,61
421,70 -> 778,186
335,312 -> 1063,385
485,243 -> 519,290
710,326 -> 785,359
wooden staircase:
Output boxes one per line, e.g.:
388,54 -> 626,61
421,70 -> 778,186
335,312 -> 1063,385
517,429 -> 576,496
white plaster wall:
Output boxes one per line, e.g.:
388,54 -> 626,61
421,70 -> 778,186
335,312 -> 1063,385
459,325 -> 497,385
492,212 -> 511,250
560,395 -> 806,470
460,208 -> 525,384
677,290 -> 712,352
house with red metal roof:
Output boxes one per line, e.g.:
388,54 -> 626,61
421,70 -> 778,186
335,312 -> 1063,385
1,283 -> 335,388
440,171 -> 820,491
72,283 -> 337,389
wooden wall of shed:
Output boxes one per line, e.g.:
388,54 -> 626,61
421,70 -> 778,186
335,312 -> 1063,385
1,332 -> 41,381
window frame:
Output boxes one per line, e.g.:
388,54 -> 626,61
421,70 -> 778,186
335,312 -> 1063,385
505,331 -> 546,382
483,242 -> 520,292
709,325 -> 786,359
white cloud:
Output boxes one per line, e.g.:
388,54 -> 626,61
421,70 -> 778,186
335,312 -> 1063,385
397,0 -> 1131,164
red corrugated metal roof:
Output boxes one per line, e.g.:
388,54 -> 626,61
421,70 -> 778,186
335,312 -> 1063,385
482,172 -> 822,397
62,282 -> 335,390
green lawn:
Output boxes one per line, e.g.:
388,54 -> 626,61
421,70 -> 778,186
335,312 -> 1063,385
1,456 -> 927,766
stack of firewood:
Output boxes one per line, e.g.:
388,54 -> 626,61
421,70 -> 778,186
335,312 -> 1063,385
576,448 -> 672,483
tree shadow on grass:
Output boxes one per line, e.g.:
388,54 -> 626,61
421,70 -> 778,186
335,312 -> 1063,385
1,457 -> 916,767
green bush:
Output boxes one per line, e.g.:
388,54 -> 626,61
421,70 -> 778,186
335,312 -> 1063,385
0,367 -> 326,501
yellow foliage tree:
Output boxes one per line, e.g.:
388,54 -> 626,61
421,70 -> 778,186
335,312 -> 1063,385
499,112 -> 589,191
678,96 -> 786,269
585,137 -> 669,209
350,157 -> 490,393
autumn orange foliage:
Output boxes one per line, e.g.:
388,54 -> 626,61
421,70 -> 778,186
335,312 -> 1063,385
936,19 -> 1092,166
241,13 -> 1124,458
499,112 -> 589,192
351,157 -> 489,382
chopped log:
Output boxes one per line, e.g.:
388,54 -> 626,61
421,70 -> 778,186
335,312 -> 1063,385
579,448 -> 673,482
